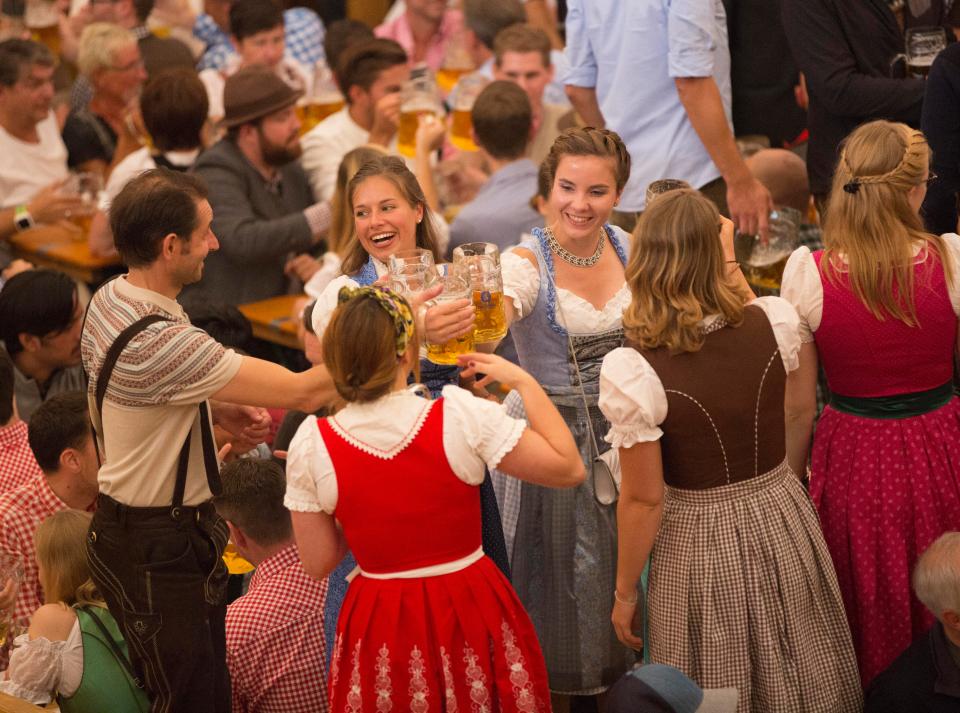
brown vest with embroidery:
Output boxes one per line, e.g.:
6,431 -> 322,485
628,305 -> 787,490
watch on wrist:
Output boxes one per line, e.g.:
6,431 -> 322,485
13,204 -> 34,232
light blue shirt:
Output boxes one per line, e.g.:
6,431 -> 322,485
561,0 -> 732,211
448,159 -> 544,258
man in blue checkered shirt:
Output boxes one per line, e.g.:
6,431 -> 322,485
194,0 -> 325,71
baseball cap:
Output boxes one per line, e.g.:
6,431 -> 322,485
607,664 -> 738,713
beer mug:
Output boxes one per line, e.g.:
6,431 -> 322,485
737,207 -> 801,292
437,30 -> 474,95
297,59 -> 345,135
645,178 -> 692,207
891,26 -> 947,78
452,242 -> 507,343
398,73 -> 441,158
426,266 -> 475,365
61,171 -> 103,238
387,248 -> 439,296
449,73 -> 486,152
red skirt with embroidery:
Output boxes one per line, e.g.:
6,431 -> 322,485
328,556 -> 551,713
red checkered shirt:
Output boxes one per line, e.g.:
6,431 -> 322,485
0,474 -> 68,623
226,543 -> 329,713
0,421 -> 41,495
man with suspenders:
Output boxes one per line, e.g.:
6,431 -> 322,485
81,168 -> 334,713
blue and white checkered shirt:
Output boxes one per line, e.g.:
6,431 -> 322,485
194,8 -> 325,72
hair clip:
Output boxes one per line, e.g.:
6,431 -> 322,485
843,180 -> 861,194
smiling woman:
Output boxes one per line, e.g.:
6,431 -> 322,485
489,126 -> 637,703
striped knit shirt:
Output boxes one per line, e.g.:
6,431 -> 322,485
81,277 -> 242,507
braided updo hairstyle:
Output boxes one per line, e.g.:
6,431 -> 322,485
824,120 -> 951,326
540,126 -> 632,195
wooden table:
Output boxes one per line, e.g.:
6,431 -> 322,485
0,691 -> 55,712
238,294 -> 305,350
9,225 -> 121,285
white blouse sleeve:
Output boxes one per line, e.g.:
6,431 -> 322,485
441,385 -> 527,484
431,211 -> 450,259
0,633 -> 65,705
779,247 -> 822,343
940,233 -> 960,317
304,252 -> 343,300
311,274 -> 359,338
598,348 -> 668,448
749,296 -> 802,373
501,249 -> 540,320
284,417 -> 338,514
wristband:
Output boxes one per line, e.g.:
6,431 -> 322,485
614,589 -> 638,605
13,204 -> 34,232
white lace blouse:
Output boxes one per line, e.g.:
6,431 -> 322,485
597,296 -> 802,449
285,385 -> 526,514
501,250 -> 631,333
0,618 -> 83,705
780,233 -> 960,343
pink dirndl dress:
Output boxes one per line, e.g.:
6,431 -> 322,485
318,398 -> 551,713
809,249 -> 960,686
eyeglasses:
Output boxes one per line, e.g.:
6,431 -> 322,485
108,58 -> 145,73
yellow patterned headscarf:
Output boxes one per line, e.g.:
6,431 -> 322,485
337,285 -> 415,358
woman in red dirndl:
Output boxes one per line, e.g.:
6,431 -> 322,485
285,285 -> 584,712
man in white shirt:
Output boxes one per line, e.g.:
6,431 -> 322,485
300,38 -> 408,202
562,0 -> 772,235
0,39 -> 82,242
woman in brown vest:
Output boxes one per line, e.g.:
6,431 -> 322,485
598,189 -> 861,712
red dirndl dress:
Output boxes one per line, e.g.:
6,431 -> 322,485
317,398 -> 551,712
809,250 -> 960,686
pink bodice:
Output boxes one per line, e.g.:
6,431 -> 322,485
813,249 -> 957,397
316,398 -> 482,574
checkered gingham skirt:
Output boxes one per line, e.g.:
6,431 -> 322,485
647,461 -> 863,713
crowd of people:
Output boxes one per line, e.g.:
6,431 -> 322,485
0,1 -> 959,713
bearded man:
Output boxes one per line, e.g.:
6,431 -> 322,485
188,66 -> 327,305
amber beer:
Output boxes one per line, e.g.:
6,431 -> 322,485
296,96 -> 345,134
71,212 -> 94,237
472,289 -> 506,342
397,104 -> 436,158
437,66 -> 469,95
907,55 -> 935,77
450,109 -> 477,152
426,330 -> 475,365
741,249 -> 792,291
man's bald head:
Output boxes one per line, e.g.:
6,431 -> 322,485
746,148 -> 810,214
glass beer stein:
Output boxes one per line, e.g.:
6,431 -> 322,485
737,207 -> 801,292
449,73 -> 486,152
62,171 -> 103,238
296,59 -> 345,135
645,178 -> 692,207
398,73 -> 441,158
387,248 -> 439,296
437,29 -> 474,95
452,242 -> 507,343
426,267 -> 475,364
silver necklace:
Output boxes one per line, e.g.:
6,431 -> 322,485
544,226 -> 605,268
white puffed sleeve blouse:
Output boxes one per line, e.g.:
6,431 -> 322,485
284,386 -> 527,514
598,297 -> 802,449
